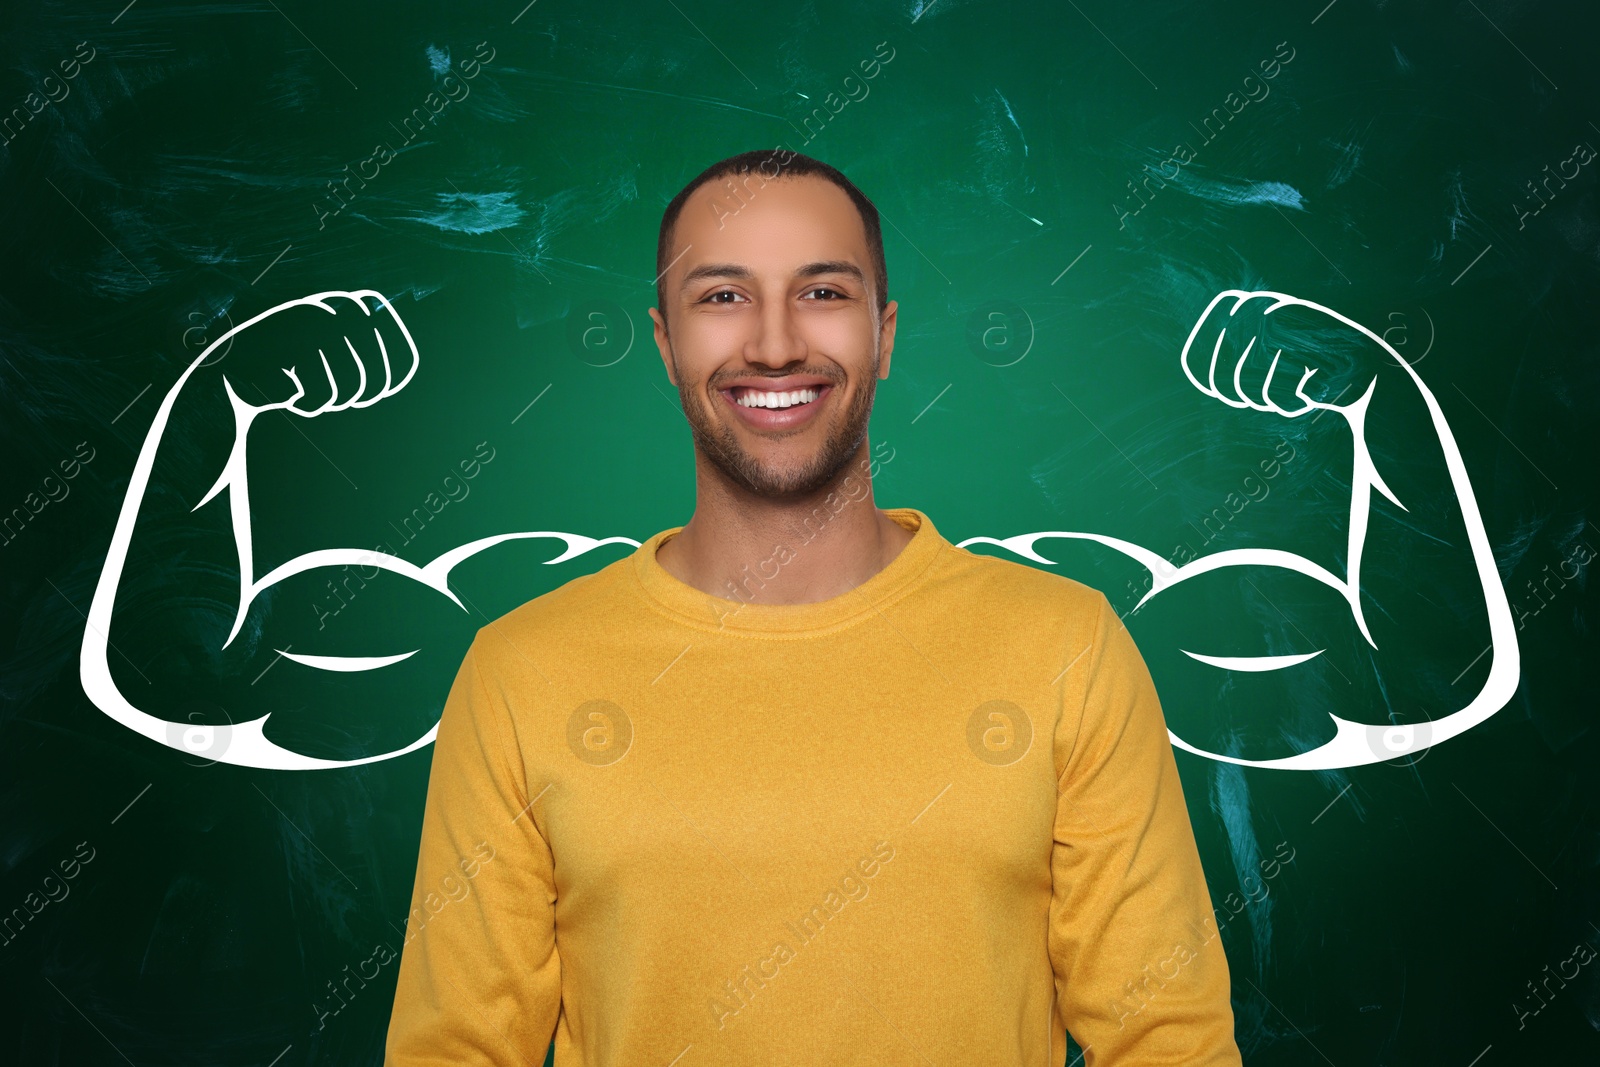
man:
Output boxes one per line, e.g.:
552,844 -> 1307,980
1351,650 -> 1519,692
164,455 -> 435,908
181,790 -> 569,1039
384,149 -> 1243,1065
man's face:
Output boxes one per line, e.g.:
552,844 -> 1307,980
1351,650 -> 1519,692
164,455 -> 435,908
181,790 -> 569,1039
650,173 -> 896,500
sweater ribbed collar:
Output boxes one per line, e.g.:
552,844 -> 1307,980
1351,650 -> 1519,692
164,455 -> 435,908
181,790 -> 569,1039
628,507 -> 946,636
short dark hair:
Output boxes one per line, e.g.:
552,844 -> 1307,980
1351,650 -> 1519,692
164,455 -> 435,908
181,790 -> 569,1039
656,149 -> 888,325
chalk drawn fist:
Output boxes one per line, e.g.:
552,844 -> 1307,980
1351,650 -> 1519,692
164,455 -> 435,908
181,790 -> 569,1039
188,290 -> 419,511
1178,288 -> 1408,523
1180,289 -> 1399,419
198,289 -> 418,418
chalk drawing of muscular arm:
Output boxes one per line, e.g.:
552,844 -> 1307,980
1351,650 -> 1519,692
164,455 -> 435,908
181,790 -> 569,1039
960,290 -> 1519,770
81,291 -> 634,771
82,288 -> 1516,773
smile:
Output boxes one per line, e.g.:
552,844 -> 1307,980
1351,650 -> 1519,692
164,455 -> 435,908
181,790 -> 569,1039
719,382 -> 833,429
732,386 -> 822,409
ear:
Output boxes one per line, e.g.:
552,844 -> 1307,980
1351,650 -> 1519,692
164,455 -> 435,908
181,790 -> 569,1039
649,307 -> 676,386
877,299 -> 898,379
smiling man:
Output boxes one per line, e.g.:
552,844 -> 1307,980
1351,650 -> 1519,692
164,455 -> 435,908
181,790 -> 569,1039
384,149 -> 1243,1066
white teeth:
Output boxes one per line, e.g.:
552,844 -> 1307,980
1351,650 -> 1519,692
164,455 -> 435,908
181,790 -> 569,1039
735,387 -> 821,410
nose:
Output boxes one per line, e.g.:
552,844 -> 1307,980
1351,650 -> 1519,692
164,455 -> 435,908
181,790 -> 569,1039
744,295 -> 807,369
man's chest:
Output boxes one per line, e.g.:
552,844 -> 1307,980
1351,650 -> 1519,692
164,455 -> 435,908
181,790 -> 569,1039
515,639 -> 1065,928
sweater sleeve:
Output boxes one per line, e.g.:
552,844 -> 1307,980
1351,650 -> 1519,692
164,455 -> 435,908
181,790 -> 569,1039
385,638 -> 561,1066
1048,594 -> 1242,1065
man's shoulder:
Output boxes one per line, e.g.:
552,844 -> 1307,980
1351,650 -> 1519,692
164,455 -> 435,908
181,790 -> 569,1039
937,537 -> 1111,619
926,541 -> 1121,690
469,552 -> 639,657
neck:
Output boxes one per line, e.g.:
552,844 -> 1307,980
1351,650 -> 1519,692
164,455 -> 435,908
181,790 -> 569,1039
656,438 -> 914,606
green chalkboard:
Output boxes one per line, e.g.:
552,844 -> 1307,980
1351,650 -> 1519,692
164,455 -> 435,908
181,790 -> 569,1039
2,0 -> 1596,1063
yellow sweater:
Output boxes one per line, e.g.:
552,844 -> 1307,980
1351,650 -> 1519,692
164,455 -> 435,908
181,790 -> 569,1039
384,507 -> 1241,1066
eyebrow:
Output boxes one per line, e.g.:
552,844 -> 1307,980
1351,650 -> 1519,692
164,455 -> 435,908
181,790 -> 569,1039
678,260 -> 866,293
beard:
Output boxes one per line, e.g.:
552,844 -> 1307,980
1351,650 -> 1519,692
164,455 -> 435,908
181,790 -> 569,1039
672,346 -> 879,501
